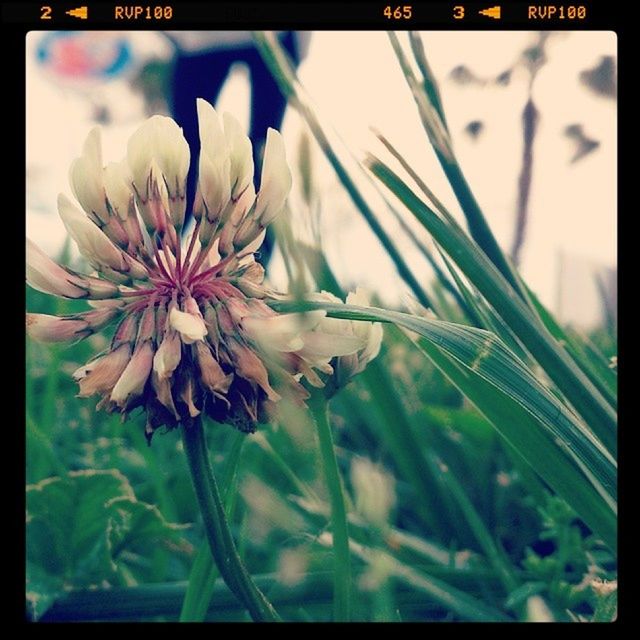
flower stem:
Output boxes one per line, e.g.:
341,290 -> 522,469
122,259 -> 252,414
308,389 -> 352,621
181,417 -> 280,622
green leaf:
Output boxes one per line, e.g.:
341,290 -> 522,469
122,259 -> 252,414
26,469 -> 184,620
107,497 -> 187,560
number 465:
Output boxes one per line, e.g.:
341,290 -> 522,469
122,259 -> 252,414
384,6 -> 413,19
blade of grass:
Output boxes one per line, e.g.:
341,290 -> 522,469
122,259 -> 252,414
252,30 -> 434,311
367,158 -> 617,454
387,32 -> 527,301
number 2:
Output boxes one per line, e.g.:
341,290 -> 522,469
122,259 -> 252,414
453,5 -> 464,19
40,5 -> 52,19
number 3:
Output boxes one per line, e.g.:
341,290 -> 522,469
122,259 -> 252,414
453,5 -> 464,19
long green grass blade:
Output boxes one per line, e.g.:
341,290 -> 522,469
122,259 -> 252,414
387,31 -> 526,300
367,158 -> 617,454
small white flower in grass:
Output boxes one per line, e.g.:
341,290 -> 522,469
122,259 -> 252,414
298,288 -> 383,390
351,457 -> 396,528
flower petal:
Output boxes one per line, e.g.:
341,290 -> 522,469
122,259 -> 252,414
254,128 -> 292,225
69,128 -> 109,223
223,111 -> 254,199
58,193 -> 127,272
169,308 -> 207,344
26,238 -> 86,298
110,341 -> 154,407
74,344 -> 131,397
26,313 -> 90,342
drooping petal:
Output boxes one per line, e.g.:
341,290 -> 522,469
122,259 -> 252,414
227,339 -> 281,402
194,341 -> 233,394
110,341 -> 154,407
58,193 -> 127,272
26,239 -> 86,299
169,308 -> 207,344
153,330 -> 182,379
26,313 -> 90,343
73,344 -> 131,397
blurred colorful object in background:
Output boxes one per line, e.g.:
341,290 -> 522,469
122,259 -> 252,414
35,31 -> 133,86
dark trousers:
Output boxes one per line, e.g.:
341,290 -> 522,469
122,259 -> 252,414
171,32 -> 300,220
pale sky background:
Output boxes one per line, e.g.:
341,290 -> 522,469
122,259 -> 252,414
26,31 -> 617,327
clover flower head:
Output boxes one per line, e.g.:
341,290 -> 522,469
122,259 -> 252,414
26,100 -> 369,441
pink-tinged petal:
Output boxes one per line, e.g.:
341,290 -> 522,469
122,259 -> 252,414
153,330 -> 182,379
228,339 -> 281,402
180,377 -> 200,417
26,239 -> 86,299
151,371 -> 180,419
169,308 -> 207,344
254,128 -> 292,225
26,313 -> 90,343
194,341 -> 233,394
73,344 -> 131,397
58,194 -> 127,272
110,341 -> 154,407
69,128 -> 109,223
103,161 -> 133,221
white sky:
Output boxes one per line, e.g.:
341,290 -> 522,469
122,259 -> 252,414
26,31 -> 617,327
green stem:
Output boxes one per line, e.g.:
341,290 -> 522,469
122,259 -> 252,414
181,417 -> 280,622
308,389 -> 352,622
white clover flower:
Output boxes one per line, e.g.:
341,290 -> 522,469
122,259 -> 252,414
26,100 -> 366,441
296,288 -> 383,390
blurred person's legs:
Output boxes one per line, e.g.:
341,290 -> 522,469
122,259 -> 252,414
171,49 -> 232,217
170,33 -> 301,266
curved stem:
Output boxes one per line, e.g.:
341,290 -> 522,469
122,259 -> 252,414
181,417 -> 280,622
308,389 -> 352,621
